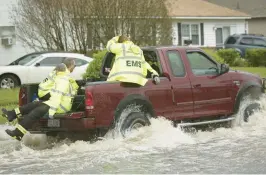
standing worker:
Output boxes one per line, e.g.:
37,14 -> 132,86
3,58 -> 79,141
106,35 -> 160,86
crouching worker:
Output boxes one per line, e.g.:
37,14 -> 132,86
2,59 -> 79,141
106,35 -> 160,86
38,58 -> 75,101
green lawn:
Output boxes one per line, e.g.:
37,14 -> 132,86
231,67 -> 266,78
0,89 -> 19,124
0,88 -> 19,106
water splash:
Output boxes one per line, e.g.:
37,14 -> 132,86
1,95 -> 266,173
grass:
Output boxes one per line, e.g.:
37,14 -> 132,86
0,88 -> 19,106
0,88 -> 19,124
231,67 -> 266,78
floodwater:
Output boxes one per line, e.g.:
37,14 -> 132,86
1,97 -> 266,174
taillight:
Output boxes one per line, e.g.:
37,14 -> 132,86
85,91 -> 94,110
19,87 -> 26,106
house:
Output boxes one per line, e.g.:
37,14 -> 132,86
0,0 -> 251,65
0,0 -> 32,65
204,0 -> 266,36
166,0 -> 251,47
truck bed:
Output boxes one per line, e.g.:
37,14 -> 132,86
19,81 -> 98,134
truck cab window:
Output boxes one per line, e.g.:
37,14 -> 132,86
187,52 -> 218,76
143,51 -> 162,78
167,51 -> 185,77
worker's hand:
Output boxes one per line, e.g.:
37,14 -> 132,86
43,113 -> 49,119
43,113 -> 53,119
152,75 -> 160,85
105,68 -> 111,73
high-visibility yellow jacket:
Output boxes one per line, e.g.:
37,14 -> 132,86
106,36 -> 159,86
38,70 -> 56,98
43,70 -> 79,118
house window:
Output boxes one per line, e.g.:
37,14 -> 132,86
181,24 -> 200,45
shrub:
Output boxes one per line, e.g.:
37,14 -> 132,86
203,48 -> 249,67
83,50 -> 107,80
246,48 -> 266,67
232,57 -> 250,67
203,48 -> 225,64
217,49 -> 241,66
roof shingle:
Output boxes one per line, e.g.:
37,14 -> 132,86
165,0 -> 250,18
204,0 -> 266,18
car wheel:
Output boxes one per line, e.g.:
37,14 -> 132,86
0,74 -> 19,89
116,112 -> 151,137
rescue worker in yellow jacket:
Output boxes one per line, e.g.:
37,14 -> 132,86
3,58 -> 79,141
37,69 -> 57,101
38,57 -> 75,101
106,35 -> 160,86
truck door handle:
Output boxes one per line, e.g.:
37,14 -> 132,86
193,84 -> 201,88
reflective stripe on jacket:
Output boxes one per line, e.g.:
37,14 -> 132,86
106,36 -> 159,86
38,71 -> 56,98
43,71 -> 79,118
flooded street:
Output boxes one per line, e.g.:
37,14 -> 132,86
1,98 -> 266,173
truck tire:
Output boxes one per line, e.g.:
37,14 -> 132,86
113,102 -> 152,138
119,112 -> 150,137
112,94 -> 155,138
233,86 -> 262,126
243,102 -> 261,122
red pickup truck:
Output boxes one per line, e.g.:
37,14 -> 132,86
19,46 -> 265,140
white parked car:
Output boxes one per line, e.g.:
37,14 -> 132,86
0,52 -> 93,89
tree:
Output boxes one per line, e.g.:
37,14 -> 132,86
11,0 -> 172,54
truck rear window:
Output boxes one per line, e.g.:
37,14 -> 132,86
226,36 -> 239,44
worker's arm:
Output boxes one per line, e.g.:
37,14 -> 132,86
47,78 -> 69,118
106,36 -> 122,55
144,61 -> 159,77
69,78 -> 79,95
142,52 -> 160,84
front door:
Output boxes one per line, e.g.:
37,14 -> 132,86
215,28 -> 223,48
186,51 -> 233,117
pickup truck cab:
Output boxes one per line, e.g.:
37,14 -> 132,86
19,46 -> 265,140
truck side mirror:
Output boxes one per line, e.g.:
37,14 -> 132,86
219,64 -> 229,75
35,63 -> 40,67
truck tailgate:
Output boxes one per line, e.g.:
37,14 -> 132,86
28,112 -> 95,133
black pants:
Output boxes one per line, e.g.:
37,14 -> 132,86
18,101 -> 50,130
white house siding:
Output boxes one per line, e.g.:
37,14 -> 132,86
0,0 -> 32,65
171,19 -> 248,47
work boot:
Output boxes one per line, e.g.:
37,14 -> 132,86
5,128 -> 24,141
1,108 -> 17,122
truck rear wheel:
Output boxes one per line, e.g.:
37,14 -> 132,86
114,111 -> 151,137
120,112 -> 150,136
